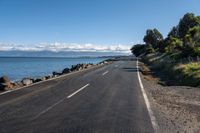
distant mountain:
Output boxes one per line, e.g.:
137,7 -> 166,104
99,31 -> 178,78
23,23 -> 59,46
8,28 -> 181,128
0,50 -> 129,57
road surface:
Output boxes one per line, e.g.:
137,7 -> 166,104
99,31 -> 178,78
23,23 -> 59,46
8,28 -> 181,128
0,56 -> 154,133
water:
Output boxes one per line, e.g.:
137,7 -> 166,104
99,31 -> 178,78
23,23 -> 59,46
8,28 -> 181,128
0,57 -> 108,81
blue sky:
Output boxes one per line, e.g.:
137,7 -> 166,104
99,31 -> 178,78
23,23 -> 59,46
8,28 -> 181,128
0,0 -> 200,52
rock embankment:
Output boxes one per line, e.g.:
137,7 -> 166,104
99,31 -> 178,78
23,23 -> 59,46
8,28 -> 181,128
0,76 -> 18,91
0,60 -> 110,91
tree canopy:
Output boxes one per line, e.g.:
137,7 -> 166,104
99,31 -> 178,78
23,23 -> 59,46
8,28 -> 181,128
131,12 -> 200,58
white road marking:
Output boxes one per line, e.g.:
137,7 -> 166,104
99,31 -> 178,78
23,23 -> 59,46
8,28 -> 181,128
136,59 -> 159,132
102,71 -> 109,76
33,97 -> 67,119
115,65 -> 118,67
34,83 -> 90,119
67,84 -> 90,99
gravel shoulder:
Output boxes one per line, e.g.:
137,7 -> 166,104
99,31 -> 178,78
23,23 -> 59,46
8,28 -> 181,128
139,62 -> 200,133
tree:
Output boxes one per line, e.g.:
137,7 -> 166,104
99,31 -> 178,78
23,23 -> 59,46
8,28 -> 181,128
143,28 -> 163,49
178,13 -> 200,38
168,26 -> 179,38
184,26 -> 200,47
130,44 -> 146,57
165,37 -> 183,53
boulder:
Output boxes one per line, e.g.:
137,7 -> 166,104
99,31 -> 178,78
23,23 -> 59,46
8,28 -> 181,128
70,64 -> 85,71
22,78 -> 33,86
0,84 -> 5,91
86,64 -> 93,68
34,77 -> 46,83
45,75 -> 52,80
14,81 -> 23,87
0,76 -> 10,84
52,71 -> 62,76
0,76 -> 16,90
104,61 -> 108,64
62,68 -> 70,74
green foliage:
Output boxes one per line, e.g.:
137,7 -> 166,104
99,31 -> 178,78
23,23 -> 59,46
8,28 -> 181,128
143,28 -> 163,49
192,47 -> 200,57
131,12 -> 200,59
130,44 -> 146,57
145,45 -> 155,54
178,13 -> 200,38
184,26 -> 200,47
168,26 -> 179,38
165,37 -> 183,53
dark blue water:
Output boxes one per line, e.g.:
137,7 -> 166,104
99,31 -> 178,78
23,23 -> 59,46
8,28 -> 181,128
0,57 -> 107,81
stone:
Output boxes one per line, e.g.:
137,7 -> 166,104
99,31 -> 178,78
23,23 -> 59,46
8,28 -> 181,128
0,76 -> 10,84
52,71 -> 62,76
22,78 -> 33,86
34,77 -> 46,83
62,68 -> 70,74
0,76 -> 16,90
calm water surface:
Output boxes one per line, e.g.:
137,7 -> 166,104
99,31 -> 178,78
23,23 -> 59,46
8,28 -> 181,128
0,57 -> 107,81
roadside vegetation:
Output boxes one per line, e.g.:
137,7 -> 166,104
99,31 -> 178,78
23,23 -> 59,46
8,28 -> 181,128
131,13 -> 200,87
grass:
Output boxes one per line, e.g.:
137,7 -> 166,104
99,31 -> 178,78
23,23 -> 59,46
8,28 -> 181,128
178,63 -> 200,78
142,53 -> 200,87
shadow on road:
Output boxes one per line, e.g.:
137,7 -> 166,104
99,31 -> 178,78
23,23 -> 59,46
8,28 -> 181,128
122,67 -> 138,72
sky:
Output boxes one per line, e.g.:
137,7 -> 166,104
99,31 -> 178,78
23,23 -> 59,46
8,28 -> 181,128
0,0 -> 200,53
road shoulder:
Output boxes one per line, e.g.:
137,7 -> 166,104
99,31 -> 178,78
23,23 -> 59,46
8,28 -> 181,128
139,61 -> 200,133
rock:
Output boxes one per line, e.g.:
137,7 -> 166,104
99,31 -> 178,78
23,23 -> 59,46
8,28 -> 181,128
71,64 -> 88,71
34,77 -> 46,83
86,64 -> 92,68
104,61 -> 108,64
0,76 -> 16,90
0,84 -> 5,91
70,64 -> 79,71
52,75 -> 58,78
52,71 -> 62,76
14,81 -> 23,87
0,76 -> 10,84
62,68 -> 70,74
22,78 -> 33,86
45,75 -> 52,80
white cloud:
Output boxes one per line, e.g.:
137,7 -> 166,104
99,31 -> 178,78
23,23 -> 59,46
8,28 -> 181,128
0,43 -> 131,53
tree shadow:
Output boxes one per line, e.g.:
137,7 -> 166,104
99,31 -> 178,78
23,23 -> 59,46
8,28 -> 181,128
122,67 -> 138,72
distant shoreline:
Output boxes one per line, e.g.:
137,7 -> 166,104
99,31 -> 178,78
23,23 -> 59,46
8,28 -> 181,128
0,56 -> 117,59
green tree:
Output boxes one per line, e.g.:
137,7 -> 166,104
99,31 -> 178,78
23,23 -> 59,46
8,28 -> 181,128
130,44 -> 146,57
165,37 -> 183,53
143,28 -> 163,49
178,13 -> 200,38
168,26 -> 179,38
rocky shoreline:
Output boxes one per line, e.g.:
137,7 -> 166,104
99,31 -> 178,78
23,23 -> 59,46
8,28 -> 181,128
0,60 -> 111,92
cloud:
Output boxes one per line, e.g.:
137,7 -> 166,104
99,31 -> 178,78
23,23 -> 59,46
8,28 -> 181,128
0,43 -> 131,53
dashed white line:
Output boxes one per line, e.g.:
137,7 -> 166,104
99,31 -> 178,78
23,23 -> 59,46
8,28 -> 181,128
67,84 -> 90,99
136,59 -> 159,132
33,96 -> 67,119
102,71 -> 109,76
34,83 -> 90,119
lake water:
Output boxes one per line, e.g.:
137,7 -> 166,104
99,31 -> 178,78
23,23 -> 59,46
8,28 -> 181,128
0,57 -> 108,81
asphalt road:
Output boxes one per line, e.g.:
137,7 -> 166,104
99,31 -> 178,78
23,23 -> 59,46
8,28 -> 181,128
0,56 -> 154,133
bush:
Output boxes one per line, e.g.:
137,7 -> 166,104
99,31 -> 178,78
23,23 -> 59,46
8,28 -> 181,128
192,47 -> 200,57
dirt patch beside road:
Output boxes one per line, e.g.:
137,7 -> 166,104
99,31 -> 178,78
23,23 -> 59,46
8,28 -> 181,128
139,62 -> 200,133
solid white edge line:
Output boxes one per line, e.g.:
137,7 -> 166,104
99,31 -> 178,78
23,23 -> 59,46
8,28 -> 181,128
102,71 -> 109,76
136,59 -> 159,132
67,84 -> 90,98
